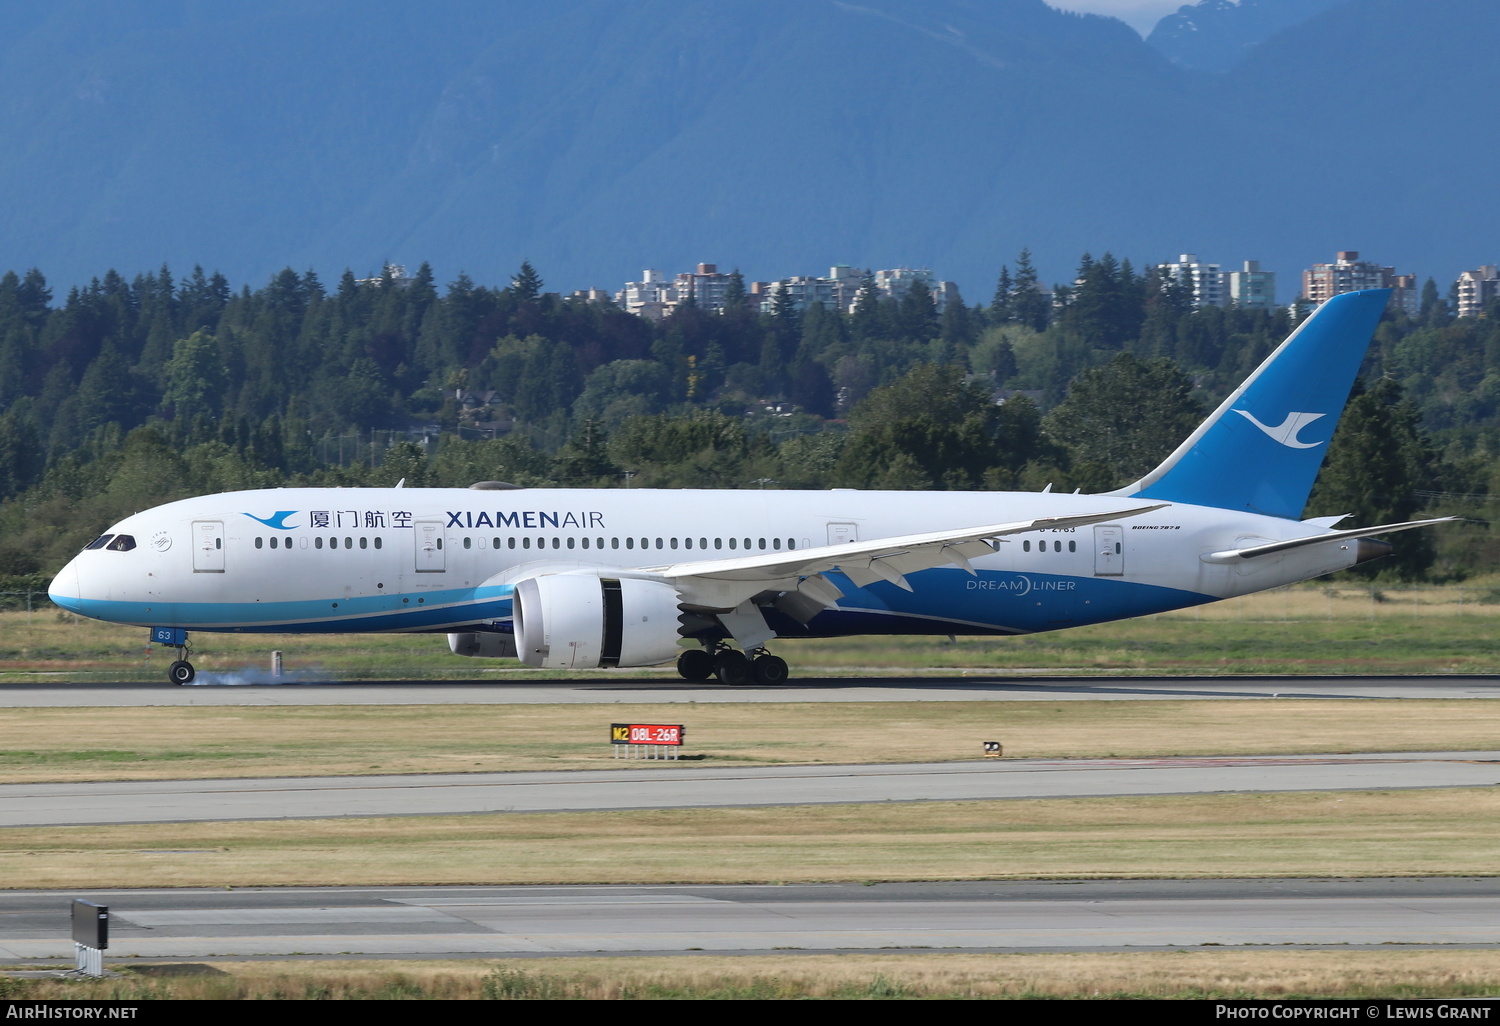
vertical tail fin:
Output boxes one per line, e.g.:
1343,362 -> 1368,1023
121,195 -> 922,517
1109,289 -> 1388,519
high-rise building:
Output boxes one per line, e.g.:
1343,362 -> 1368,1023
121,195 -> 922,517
616,268 -> 677,319
617,263 -> 958,318
1225,260 -> 1276,310
672,263 -> 736,312
870,267 -> 959,312
1301,251 -> 1417,315
1455,265 -> 1500,319
1157,253 -> 1227,308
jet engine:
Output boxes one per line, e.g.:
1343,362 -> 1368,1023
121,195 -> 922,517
513,573 -> 684,669
447,632 -> 518,659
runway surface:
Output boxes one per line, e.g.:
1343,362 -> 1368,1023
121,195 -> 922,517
5,751 -> 1498,828
3,879 -> 1499,958
4,674 -> 1500,706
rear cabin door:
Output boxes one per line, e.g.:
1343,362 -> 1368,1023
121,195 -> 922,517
1094,525 -> 1124,576
191,520 -> 225,573
414,521 -> 446,572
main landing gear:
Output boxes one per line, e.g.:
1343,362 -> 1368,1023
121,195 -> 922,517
677,645 -> 789,686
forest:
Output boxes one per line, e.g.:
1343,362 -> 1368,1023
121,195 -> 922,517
1,252 -> 1497,590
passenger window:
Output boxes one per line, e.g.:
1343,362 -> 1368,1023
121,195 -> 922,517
567,537 -> 575,549
655,538 -> 663,549
611,538 -> 618,549
552,538 -> 560,549
773,538 -> 781,550
346,537 -> 354,549
758,538 -> 765,549
1023,540 -> 1030,552
625,537 -> 634,549
598,537 -> 605,549
671,538 -> 678,550
581,537 -> 589,549
523,537 -> 531,549
463,537 -> 471,549
683,538 -> 691,549
361,537 -> 369,549
374,537 -> 381,549
255,537 -> 264,549
729,538 -> 737,549
269,536 -> 278,549
1054,540 -> 1061,552
315,536 -> 323,549
715,538 -> 722,550
1068,540 -> 1076,552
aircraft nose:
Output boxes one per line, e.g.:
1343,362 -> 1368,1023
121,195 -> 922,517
48,562 -> 84,614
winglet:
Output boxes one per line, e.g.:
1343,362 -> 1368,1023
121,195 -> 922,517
1109,289 -> 1389,520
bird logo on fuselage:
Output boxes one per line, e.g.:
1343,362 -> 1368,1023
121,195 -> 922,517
242,511 -> 299,529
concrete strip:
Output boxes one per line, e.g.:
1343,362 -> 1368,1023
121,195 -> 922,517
4,675 -> 1500,707
1,752 -> 1497,827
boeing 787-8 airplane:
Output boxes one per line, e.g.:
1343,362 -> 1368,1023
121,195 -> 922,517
49,289 -> 1448,684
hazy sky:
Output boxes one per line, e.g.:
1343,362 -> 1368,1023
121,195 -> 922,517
1047,1 -> 1187,35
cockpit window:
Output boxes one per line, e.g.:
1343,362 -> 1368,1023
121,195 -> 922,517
105,535 -> 137,551
83,534 -> 115,551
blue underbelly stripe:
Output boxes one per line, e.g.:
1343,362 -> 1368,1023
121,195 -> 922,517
68,570 -> 1210,637
71,585 -> 515,633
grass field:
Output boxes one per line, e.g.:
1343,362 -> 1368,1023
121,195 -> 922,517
7,950 -> 1500,1000
1,788 -> 1496,889
0,699 -> 1495,782
5,582 -> 1500,680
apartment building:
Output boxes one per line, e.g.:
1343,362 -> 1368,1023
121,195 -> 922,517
1302,251 -> 1418,315
1455,265 -> 1499,318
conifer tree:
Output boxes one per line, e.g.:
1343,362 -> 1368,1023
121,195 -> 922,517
510,261 -> 543,302
1010,249 -> 1049,332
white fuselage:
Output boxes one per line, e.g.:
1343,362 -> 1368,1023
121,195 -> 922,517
49,486 -> 1361,639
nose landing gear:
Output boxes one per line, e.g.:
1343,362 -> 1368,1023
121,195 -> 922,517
167,656 -> 196,685
151,627 -> 195,684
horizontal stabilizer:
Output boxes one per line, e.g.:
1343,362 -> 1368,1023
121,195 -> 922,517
1201,517 -> 1459,563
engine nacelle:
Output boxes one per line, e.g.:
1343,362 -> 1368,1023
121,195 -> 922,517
447,632 -> 519,659
513,573 -> 684,669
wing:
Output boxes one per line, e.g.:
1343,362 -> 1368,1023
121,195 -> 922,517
623,503 -> 1165,618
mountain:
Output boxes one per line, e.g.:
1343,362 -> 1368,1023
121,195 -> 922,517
0,0 -> 1492,300
1147,0 -> 1348,73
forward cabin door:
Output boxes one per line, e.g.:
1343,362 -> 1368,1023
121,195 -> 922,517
1094,525 -> 1124,576
191,520 -> 225,573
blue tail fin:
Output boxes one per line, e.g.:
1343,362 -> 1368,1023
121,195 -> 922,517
1109,289 -> 1389,519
